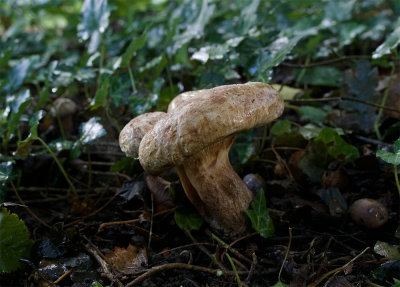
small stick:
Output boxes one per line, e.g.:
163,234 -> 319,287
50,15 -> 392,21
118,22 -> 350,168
97,208 -> 174,232
278,227 -> 293,282
53,269 -> 72,284
83,243 -> 124,287
125,262 -> 249,287
308,247 -> 370,287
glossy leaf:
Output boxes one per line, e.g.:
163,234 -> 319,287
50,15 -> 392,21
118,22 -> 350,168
77,0 -> 110,54
373,25 -> 400,59
174,210 -> 204,231
90,76 -> 109,110
0,162 -> 13,203
170,0 -> 215,54
78,117 -> 107,145
2,58 -> 35,94
121,29 -> 148,67
16,110 -> 46,156
4,90 -> 32,145
246,189 -> 274,238
0,208 -> 34,273
271,120 -> 291,136
315,127 -> 360,163
297,67 -> 342,87
376,137 -> 400,166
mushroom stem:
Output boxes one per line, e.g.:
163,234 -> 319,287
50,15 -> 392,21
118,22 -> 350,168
179,135 -> 254,235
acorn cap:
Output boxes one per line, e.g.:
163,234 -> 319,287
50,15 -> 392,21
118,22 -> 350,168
139,82 -> 284,174
119,112 -> 168,158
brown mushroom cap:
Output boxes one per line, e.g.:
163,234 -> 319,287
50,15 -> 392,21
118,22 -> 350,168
139,82 -> 284,174
119,112 -> 168,158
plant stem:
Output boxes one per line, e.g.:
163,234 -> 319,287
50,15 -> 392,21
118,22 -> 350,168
36,137 -> 77,194
394,165 -> 400,198
128,66 -> 137,93
226,252 -> 242,287
374,62 -> 395,140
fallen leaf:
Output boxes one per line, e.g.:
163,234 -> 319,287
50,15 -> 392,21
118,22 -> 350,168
105,244 -> 147,274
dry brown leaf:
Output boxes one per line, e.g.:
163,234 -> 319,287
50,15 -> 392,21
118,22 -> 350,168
105,244 -> 147,274
146,175 -> 174,210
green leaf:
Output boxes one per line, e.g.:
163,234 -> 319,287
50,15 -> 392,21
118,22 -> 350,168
374,241 -> 400,260
16,110 -> 45,156
271,120 -> 291,136
299,106 -> 329,123
315,127 -> 359,163
272,281 -> 289,287
373,25 -> 400,59
376,148 -> 400,166
170,0 -> 215,54
395,137 -> 400,154
191,37 -> 244,64
296,67 -> 342,87
78,117 -> 107,145
342,60 -> 377,132
0,208 -> 33,273
0,162 -> 13,204
2,58 -> 35,94
4,90 -> 32,145
77,0 -> 111,54
246,189 -> 274,238
121,29 -> 148,67
255,35 -> 304,80
324,0 -> 356,22
90,76 -> 109,110
174,210 -> 204,231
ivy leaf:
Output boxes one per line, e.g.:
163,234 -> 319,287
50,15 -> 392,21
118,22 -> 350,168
77,0 -> 111,54
0,208 -> 34,273
315,127 -> 360,163
299,106 -> 330,123
121,29 -> 148,67
272,281 -> 289,287
271,120 -> 291,136
376,137 -> 400,166
4,90 -> 32,145
0,162 -> 13,204
71,117 -> 106,158
2,58 -> 35,94
174,210 -> 204,231
246,189 -> 274,238
296,66 -> 342,87
90,75 -> 110,110
372,25 -> 400,59
170,0 -> 215,54
16,110 -> 45,156
78,117 -> 106,145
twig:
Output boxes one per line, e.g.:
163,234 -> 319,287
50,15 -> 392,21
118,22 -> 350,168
285,97 -> 400,114
53,269 -> 72,284
98,208 -> 175,232
245,252 -> 257,282
125,262 -> 249,287
9,180 -> 51,229
278,227 -> 292,282
281,55 -> 371,68
147,193 -> 154,250
307,247 -> 370,287
83,242 -> 124,287
64,189 -> 122,228
210,232 -> 253,265
184,229 -> 226,271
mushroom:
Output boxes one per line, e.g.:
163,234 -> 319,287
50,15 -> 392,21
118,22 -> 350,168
50,97 -> 78,136
137,82 -> 284,235
349,198 -> 389,229
119,112 -> 168,158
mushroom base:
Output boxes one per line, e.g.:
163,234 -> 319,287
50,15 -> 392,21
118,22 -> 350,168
177,135 -> 254,235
